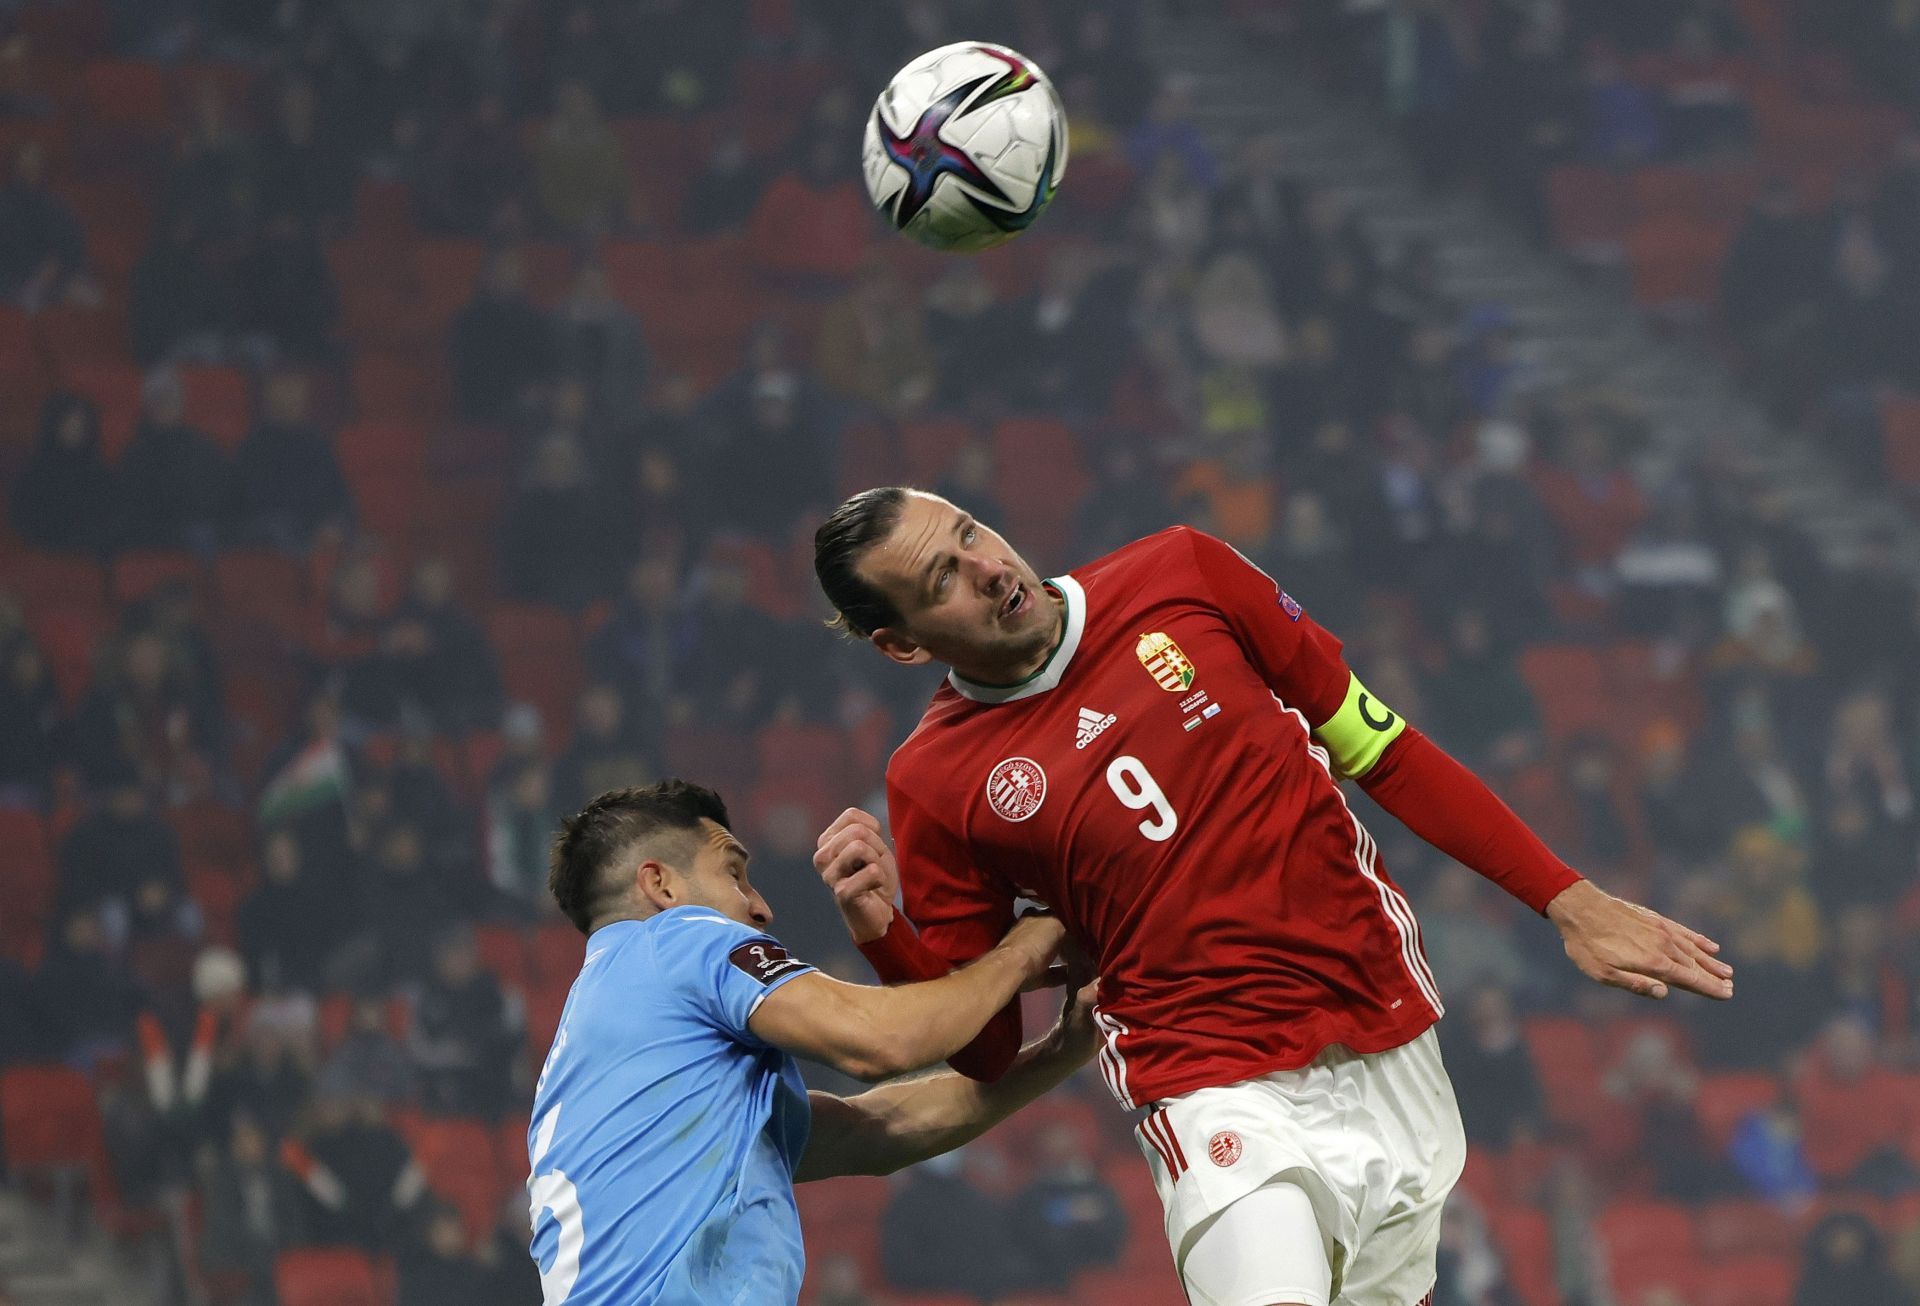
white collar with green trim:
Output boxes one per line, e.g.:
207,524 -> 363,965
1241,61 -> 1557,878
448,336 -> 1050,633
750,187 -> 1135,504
947,575 -> 1086,705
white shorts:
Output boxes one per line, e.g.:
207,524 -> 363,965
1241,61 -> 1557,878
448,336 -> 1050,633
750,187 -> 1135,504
1132,1029 -> 1465,1306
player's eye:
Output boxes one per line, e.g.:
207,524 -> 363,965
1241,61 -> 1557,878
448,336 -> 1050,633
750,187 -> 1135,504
962,526 -> 976,545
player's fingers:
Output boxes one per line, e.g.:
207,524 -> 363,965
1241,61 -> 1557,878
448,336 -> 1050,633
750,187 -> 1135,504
814,828 -> 883,879
1671,931 -> 1734,981
1602,965 -> 1670,1000
831,864 -> 889,905
1663,942 -> 1734,999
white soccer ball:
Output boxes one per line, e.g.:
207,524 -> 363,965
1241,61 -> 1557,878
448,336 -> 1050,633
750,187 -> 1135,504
862,41 -> 1070,253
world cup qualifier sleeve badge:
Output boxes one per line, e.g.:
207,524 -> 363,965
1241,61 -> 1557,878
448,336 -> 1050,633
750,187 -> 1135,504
1136,632 -> 1197,692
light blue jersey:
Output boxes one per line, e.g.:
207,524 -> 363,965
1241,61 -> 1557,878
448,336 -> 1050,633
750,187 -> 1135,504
526,907 -> 816,1306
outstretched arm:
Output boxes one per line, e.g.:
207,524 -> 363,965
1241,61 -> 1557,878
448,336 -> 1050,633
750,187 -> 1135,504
814,802 -> 1026,1081
748,914 -> 1059,1082
1180,524 -> 1734,1004
795,977 -> 1099,1182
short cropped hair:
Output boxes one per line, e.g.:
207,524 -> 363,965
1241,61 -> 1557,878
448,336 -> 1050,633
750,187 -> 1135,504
814,486 -> 910,640
548,780 -> 732,934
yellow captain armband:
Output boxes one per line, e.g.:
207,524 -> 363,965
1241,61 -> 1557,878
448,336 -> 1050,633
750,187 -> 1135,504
1313,672 -> 1407,780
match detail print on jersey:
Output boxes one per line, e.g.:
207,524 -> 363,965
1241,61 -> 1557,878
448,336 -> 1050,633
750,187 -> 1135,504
986,756 -> 1047,821
1311,671 -> 1407,780
1136,631 -> 1197,692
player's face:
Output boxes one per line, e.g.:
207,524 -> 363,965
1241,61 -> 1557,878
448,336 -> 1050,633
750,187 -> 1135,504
859,492 -> 1062,684
677,820 -> 774,929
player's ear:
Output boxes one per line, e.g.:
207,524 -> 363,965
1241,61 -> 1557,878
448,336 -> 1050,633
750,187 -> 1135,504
634,858 -> 679,912
870,627 -> 932,667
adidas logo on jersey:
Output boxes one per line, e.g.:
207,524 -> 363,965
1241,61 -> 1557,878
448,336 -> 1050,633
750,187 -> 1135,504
1075,707 -> 1118,749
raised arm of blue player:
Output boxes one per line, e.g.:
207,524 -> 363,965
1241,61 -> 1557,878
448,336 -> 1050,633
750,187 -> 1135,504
793,974 -> 1100,1182
747,913 -> 1061,1082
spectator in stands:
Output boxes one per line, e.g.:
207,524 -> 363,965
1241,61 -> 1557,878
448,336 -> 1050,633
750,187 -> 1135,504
12,393 -> 115,554
1127,78 -> 1219,190
383,556 -> 502,733
229,370 -> 353,551
353,820 -> 461,986
0,943 -> 48,1067
1634,721 -> 1722,864
196,1111 -> 307,1305
451,246 -> 556,424
1794,1013 -> 1916,1189
398,1202 -> 496,1304
486,758 -> 561,916
704,369 -> 840,540
1603,1026 -> 1726,1199
258,690 -> 357,881
554,259 -> 649,431
1794,1211 -> 1914,1306
1579,45 -> 1664,164
320,994 -> 415,1109
35,907 -> 139,1067
115,368 -> 230,553
239,827 -> 355,994
552,683 -> 655,811
1422,606 -> 1542,771
419,91 -> 529,236
204,993 -> 319,1143
255,76 -> 352,227
0,141 -> 94,310
1417,864 -> 1529,997
69,624 -> 219,796
123,867 -> 204,1012
498,429 -> 623,607
317,544 -> 396,725
1722,180 -> 1826,384
815,257 -> 937,415
881,1149 -> 1036,1300
1012,1123 -> 1127,1289
586,555 -> 686,718
1728,1093 -> 1816,1209
1531,416 -> 1649,574
0,623 -> 62,806
681,125 -> 761,231
1724,826 -> 1825,971
238,212 -> 339,361
1819,688 -> 1915,897
1542,1157 -> 1612,1306
1442,984 -> 1546,1148
56,765 -> 184,919
811,1253 -> 885,1306
129,213 -> 233,364
533,80 -> 630,238
281,1082 -> 425,1251
745,95 -> 871,279
409,924 -> 522,1117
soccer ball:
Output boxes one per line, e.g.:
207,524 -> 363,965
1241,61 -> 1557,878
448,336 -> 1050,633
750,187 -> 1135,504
862,42 -> 1069,253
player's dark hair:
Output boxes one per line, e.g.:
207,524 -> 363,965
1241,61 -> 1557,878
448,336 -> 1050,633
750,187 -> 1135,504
548,780 -> 732,934
815,486 -> 910,640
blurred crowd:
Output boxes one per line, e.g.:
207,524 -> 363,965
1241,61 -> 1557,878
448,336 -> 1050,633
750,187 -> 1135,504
1,1 -> 1919,1304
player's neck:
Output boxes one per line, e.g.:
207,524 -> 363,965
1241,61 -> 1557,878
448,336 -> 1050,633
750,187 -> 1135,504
950,589 -> 1067,687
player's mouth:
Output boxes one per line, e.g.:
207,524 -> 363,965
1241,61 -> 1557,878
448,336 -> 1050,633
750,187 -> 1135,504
999,582 -> 1029,622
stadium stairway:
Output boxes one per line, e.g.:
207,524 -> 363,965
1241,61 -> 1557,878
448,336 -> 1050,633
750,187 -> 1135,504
1144,1 -> 1920,576
0,1187 -> 157,1306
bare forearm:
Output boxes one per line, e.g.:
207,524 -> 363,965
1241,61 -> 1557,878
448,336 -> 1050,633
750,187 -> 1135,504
799,1028 -> 1089,1181
856,946 -> 1035,1078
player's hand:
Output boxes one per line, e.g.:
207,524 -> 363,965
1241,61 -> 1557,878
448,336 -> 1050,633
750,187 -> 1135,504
1050,972 -> 1102,1063
813,808 -> 899,944
1546,880 -> 1734,1001
996,912 -> 1066,986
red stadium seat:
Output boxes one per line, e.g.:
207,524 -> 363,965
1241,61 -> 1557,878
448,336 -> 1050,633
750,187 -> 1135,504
900,415 -> 976,485
1697,1198 -> 1800,1259
1487,1206 -> 1556,1306
186,861 -> 246,948
1879,392 -> 1920,487
0,1065 -> 107,1178
498,1114 -> 531,1186
488,603 -> 584,735
531,923 -> 584,989
1627,216 -> 1736,311
79,60 -> 170,130
0,812 -> 55,961
60,357 -> 142,459
1600,1200 -> 1698,1297
351,357 -> 449,424
472,924 -> 531,994
400,1117 -> 506,1241
1518,645 -> 1609,742
795,1176 -> 889,1283
215,549 -> 311,642
178,365 -> 252,450
110,549 -> 205,605
272,1248 -> 385,1306
1687,1253 -> 1793,1306
29,603 -> 109,706
171,801 -> 254,873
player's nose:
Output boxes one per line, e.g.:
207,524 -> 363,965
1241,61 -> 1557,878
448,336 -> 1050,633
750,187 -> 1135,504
748,892 -> 773,927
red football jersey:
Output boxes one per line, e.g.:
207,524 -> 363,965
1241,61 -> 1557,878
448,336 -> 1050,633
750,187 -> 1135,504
884,526 -> 1443,1109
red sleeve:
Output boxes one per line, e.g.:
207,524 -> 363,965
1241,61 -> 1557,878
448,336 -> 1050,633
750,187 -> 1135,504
855,780 -> 1022,1081
1179,527 -> 1351,725
1359,726 -> 1584,915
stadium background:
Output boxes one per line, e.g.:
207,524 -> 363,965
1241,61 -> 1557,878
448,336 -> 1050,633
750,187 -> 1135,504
0,0 -> 1919,1302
